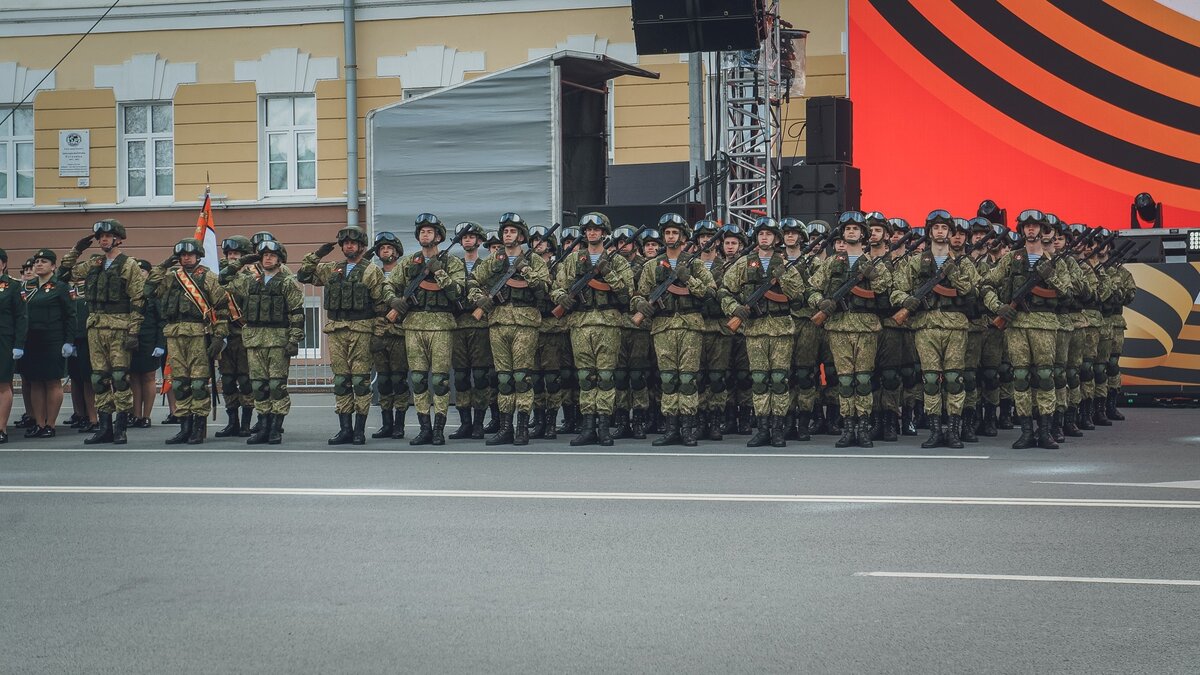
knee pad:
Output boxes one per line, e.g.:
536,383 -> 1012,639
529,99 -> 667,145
174,377 -> 193,400
735,369 -> 752,391
750,371 -> 770,396
487,368 -> 499,389
471,367 -> 490,389
792,367 -> 814,391
393,372 -> 409,396
111,369 -> 130,392
237,374 -> 252,395
333,374 -> 352,397
707,369 -> 727,394
1065,367 -> 1080,389
1035,367 -> 1055,391
513,370 -> 533,394
879,368 -> 902,392
430,373 -> 450,397
192,379 -> 209,402
998,362 -> 1014,384
923,372 -> 942,396
1092,362 -> 1108,384
560,367 -> 576,389
531,371 -> 545,395
696,370 -> 709,394
980,367 -> 999,390
253,379 -> 271,402
496,371 -> 515,396
838,374 -> 856,399
409,371 -> 429,395
1013,367 -> 1031,392
1106,355 -> 1120,377
899,365 -> 917,389
613,368 -> 630,392
1080,360 -> 1094,385
376,374 -> 393,397
679,371 -> 699,396
629,368 -> 648,392
91,371 -> 110,390
660,371 -> 680,395
961,370 -> 977,393
453,368 -> 472,394
220,374 -> 238,395
544,370 -> 562,395
825,365 -> 839,388
944,370 -> 965,395
596,370 -> 615,391
768,370 -> 789,396
352,374 -> 370,397
854,371 -> 873,397
1052,366 -> 1067,390
270,378 -> 288,401
577,368 -> 597,392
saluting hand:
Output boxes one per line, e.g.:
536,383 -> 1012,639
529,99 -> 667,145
73,235 -> 94,254
314,242 -> 337,258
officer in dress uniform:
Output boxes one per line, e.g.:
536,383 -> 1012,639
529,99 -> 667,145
0,248 -> 29,444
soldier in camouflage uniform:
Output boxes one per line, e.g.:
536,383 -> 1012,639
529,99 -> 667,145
864,212 -> 903,441
632,214 -> 717,446
980,209 -> 1078,449
388,214 -> 468,445
636,228 -> 664,435
720,217 -> 805,447
1099,242 -> 1136,423
552,226 -> 581,435
885,218 -> 921,437
222,239 -> 304,445
551,212 -> 634,446
370,231 -> 411,439
1070,225 -> 1103,434
779,217 -> 817,441
147,238 -> 230,444
60,219 -> 146,445
953,218 -> 984,443
611,225 -> 646,439
299,225 -> 393,446
807,211 -> 902,448
529,227 -> 568,439
695,221 -> 732,441
971,222 -> 1007,437
713,224 -> 749,436
215,236 -> 255,438
450,221 -> 495,439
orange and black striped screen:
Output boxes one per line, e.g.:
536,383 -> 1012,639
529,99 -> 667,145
848,0 -> 1200,228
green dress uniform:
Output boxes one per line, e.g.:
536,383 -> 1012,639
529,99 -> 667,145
0,272 -> 29,385
21,276 -> 76,382
217,258 -> 255,437
372,264 -> 411,439
129,283 -> 165,376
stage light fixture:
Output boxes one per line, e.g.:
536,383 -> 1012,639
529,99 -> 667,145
1131,192 -> 1162,229
1189,230 -> 1200,253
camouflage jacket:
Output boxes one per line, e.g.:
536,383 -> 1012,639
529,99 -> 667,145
457,255 -> 490,329
980,248 -> 1077,330
893,250 -> 981,331
59,248 -> 145,334
806,252 -> 903,333
146,263 -> 230,339
699,255 -> 731,334
631,251 -> 716,334
224,266 -> 304,348
551,248 -> 634,329
390,250 -> 467,332
467,249 -> 551,328
720,250 -> 805,338
1100,265 -> 1136,328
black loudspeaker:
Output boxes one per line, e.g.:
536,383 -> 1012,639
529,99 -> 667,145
577,203 -> 706,229
805,96 -> 853,165
782,164 -> 861,223
632,0 -> 764,55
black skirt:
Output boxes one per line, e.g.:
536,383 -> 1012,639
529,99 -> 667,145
21,329 -> 66,382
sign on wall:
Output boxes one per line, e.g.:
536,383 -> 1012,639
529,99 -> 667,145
58,130 -> 90,177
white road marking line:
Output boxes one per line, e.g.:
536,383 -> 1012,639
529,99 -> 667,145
0,448 -> 989,459
1,486 -> 1198,508
856,572 -> 1200,586
1035,480 -> 1200,490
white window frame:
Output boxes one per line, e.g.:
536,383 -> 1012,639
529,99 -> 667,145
299,294 -> 324,359
118,101 -> 174,204
0,105 -> 35,205
259,94 -> 317,198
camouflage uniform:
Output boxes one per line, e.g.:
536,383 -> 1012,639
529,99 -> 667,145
215,238 -> 255,438
373,255 -> 411,439
1101,263 -> 1136,421
617,251 -> 653,439
454,255 -> 495,434
699,255 -> 734,440
534,275 -> 570,439
1076,258 -> 1107,431
974,252 -> 1007,435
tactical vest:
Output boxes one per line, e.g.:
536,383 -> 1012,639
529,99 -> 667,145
824,254 -> 876,313
325,262 -> 374,321
403,254 -> 455,312
244,274 -> 292,328
648,256 -> 703,316
492,257 -> 538,308
572,253 -> 622,311
84,253 -> 132,314
701,260 -> 726,320
739,254 -> 791,318
1007,251 -> 1058,311
161,268 -> 210,323
915,253 -> 968,313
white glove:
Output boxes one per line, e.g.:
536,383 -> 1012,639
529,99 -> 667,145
12,348 -> 24,360
152,347 -> 165,358
62,343 -> 76,358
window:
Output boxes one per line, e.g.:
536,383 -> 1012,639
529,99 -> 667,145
299,293 -> 323,359
121,102 -> 173,201
262,96 -> 316,195
0,106 -> 34,203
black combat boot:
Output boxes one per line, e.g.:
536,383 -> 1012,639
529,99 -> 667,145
84,413 -> 113,445
596,414 -> 614,447
979,403 -> 998,437
1011,416 -> 1035,449
1106,389 -> 1125,421
722,402 -> 737,434
112,412 -> 129,445
882,410 -> 898,442
901,404 -> 917,436
410,413 -> 433,445
268,414 -> 284,445
557,405 -> 577,435
247,413 -> 265,436
328,413 -> 354,445
1092,397 -> 1111,426
809,406 -> 826,436
737,406 -> 754,435
680,415 -> 699,448
448,407 -> 473,440
514,411 -> 530,446
653,415 -> 682,447
373,408 -> 396,439
570,414 -> 598,447
960,408 -> 978,443
915,409 -> 929,430
1037,414 -> 1059,449
1063,406 -> 1083,437
920,416 -> 943,449
542,408 -> 558,440
185,415 -> 206,445
527,408 -> 546,439
482,402 -> 502,434
630,409 -> 647,439
468,407 -> 485,439
1077,399 -> 1095,431
784,412 -> 799,441
794,410 -> 810,441
769,415 -> 787,448
835,416 -> 858,448
1049,410 -> 1065,443
352,414 -> 368,445
869,413 -> 883,442
165,415 -> 193,445
486,411 -> 514,446
746,414 -> 771,448
997,399 -> 1015,430
239,406 -> 254,437
393,407 -> 408,439
215,407 -> 240,438
944,415 -> 964,449
857,416 -> 874,449
432,413 -> 447,446
247,413 -> 271,445
826,403 -> 843,436
706,408 -> 724,441
611,408 -> 632,440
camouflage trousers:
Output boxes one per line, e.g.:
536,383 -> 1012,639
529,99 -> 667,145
535,331 -> 569,411
829,331 -> 877,417
1067,325 -> 1085,406
980,326 -> 1006,406
329,329 -> 373,415
1080,325 -> 1101,400
88,326 -> 133,414
372,333 -> 410,411
168,334 -> 213,417
452,326 -> 493,410
730,335 -> 752,406
1053,327 -> 1070,412
964,328 -> 983,410
901,329 -> 921,408
1107,324 -> 1124,393
874,326 -> 905,414
747,334 -> 793,417
700,331 -> 732,413
820,331 -> 839,407
570,324 -> 620,415
1005,326 -> 1057,417
218,333 -> 252,410
248,346 -> 291,415
407,328 -> 452,416
915,327 -> 967,416
653,327 -> 702,415
791,318 -> 822,413
1096,324 -> 1115,397
490,324 -> 538,414
617,327 -> 652,412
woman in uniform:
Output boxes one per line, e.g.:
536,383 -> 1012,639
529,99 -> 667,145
21,249 -> 76,438
0,248 -> 29,444
129,259 -> 165,428
63,271 -> 97,432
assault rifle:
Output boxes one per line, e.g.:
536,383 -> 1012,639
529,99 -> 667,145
631,233 -> 720,326
399,231 -> 466,308
549,236 -> 583,274
1098,238 -> 1147,271
884,230 -> 928,267
890,229 -> 996,326
725,253 -> 805,333
471,222 -> 561,320
811,236 -> 913,326
551,224 -> 649,318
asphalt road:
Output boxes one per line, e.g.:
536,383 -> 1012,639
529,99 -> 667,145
2,395 -> 1198,674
